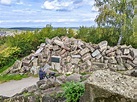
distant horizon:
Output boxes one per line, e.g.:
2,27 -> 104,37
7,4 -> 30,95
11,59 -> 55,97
0,25 -> 97,29
0,0 -> 98,28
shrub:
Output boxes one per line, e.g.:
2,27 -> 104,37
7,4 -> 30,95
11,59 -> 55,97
62,81 -> 85,102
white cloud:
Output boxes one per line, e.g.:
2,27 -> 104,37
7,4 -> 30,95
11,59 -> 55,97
42,0 -> 95,11
42,0 -> 73,10
0,0 -> 11,5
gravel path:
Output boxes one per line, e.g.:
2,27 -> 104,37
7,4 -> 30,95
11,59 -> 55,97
0,77 -> 38,97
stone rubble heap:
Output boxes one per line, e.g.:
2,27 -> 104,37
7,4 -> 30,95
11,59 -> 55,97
6,36 -> 137,76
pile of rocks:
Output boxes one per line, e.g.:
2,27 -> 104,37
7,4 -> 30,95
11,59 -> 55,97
5,36 -> 137,76
0,73 -> 84,102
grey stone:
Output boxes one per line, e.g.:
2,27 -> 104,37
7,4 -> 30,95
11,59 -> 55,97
66,73 -> 81,82
46,44 -> 53,50
107,51 -> 115,57
117,65 -> 126,71
45,38 -> 52,45
82,53 -> 92,61
30,66 -> 40,75
92,49 -> 100,57
39,79 -> 55,90
108,57 -> 117,64
60,49 -> 66,55
124,63 -> 133,70
98,41 -> 108,51
71,58 -> 80,65
66,56 -> 71,62
116,56 -> 123,66
54,39 -> 64,47
34,47 -> 44,56
124,48 -> 130,55
131,48 -> 137,58
57,75 -> 67,83
52,45 -> 60,51
120,44 -> 128,49
95,54 -> 102,60
22,60 -> 30,66
25,85 -> 38,93
86,60 -> 92,66
13,60 -> 22,69
133,58 -> 137,65
127,60 -> 137,67
40,43 -> 45,47
32,58 -> 38,66
71,55 -> 81,58
90,47 -> 95,52
80,70 -> 137,102
121,55 -> 134,61
37,80 -> 46,88
131,70 -> 137,77
106,46 -> 118,54
80,48 -> 90,55
116,49 -> 122,55
92,62 -> 107,69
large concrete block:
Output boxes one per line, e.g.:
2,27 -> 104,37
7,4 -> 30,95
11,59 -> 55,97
80,70 -> 137,102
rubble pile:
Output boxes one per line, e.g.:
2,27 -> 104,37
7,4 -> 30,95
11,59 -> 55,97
5,36 -> 137,76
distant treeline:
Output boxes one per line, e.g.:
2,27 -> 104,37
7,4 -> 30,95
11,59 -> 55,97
7,27 -> 79,31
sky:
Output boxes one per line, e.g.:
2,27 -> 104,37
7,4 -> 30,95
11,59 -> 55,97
0,0 -> 98,28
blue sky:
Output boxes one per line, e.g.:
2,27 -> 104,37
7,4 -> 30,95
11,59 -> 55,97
0,0 -> 98,28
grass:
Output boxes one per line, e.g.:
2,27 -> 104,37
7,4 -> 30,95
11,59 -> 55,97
0,59 -> 16,73
0,74 -> 29,83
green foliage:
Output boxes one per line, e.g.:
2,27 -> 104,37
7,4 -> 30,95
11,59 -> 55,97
0,59 -> 15,73
0,36 -> 7,45
67,28 -> 75,38
0,25 -> 74,72
0,74 -> 28,83
62,81 -> 85,102
76,26 -> 120,46
95,0 -> 135,45
0,46 -> 20,68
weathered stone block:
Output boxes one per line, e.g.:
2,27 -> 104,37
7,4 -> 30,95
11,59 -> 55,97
80,48 -> 90,56
133,58 -> 137,65
82,53 -> 92,61
124,49 -> 130,55
108,57 -> 117,64
22,60 -> 30,66
121,55 -> 134,61
53,39 -> 64,47
71,55 -> 81,58
98,41 -> 108,51
66,73 -> 81,82
92,62 -> 107,69
80,70 -> 137,102
71,58 -> 80,65
132,48 -> 137,58
92,50 -> 100,57
86,60 -> 92,66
